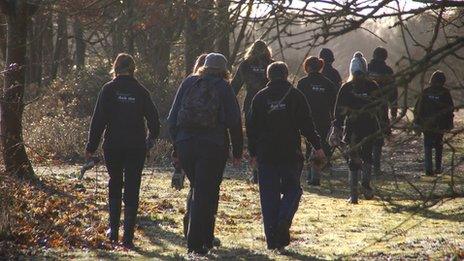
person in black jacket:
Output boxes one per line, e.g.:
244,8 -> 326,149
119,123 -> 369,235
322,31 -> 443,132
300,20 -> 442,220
247,61 -> 325,250
329,52 -> 388,204
168,53 -> 242,255
231,40 -> 274,183
413,71 -> 454,176
297,56 -> 337,186
176,53 -> 243,248
319,48 -> 342,91
368,47 -> 395,175
85,53 -> 160,248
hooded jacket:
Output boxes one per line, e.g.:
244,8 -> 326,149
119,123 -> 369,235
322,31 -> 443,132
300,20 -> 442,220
246,79 -> 321,163
368,59 -> 397,114
333,78 -> 388,142
297,72 -> 337,133
413,85 -> 454,132
86,75 -> 160,152
231,58 -> 274,113
321,64 -> 342,91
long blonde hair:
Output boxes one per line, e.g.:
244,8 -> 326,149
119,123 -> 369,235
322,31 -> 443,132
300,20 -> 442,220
196,66 -> 231,83
192,53 -> 208,75
244,40 -> 272,64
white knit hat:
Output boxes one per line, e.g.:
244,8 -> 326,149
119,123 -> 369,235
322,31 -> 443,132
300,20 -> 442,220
349,51 -> 367,75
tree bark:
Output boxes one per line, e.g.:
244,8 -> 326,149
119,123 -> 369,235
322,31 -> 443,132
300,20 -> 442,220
184,0 -> 214,74
1,0 -> 37,180
125,0 -> 135,55
41,9 -> 53,85
0,14 -> 5,61
52,12 -> 70,79
73,17 -> 85,70
216,0 -> 230,61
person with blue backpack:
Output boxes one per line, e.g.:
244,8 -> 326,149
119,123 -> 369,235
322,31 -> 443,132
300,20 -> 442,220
167,53 -> 242,255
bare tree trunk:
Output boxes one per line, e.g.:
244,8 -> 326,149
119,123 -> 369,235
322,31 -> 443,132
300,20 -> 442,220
112,17 -> 124,58
52,12 -> 70,79
184,0 -> 214,74
0,14 -> 5,61
216,0 -> 230,61
73,17 -> 85,70
40,9 -> 52,85
0,0 -> 37,180
27,13 -> 43,86
125,0 -> 135,55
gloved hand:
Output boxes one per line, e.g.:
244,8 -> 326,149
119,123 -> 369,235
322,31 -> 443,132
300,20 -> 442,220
328,125 -> 343,147
146,137 -> 155,150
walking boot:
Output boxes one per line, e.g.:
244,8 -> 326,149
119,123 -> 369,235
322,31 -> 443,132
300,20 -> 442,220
122,206 -> 137,249
348,170 -> 359,204
107,198 -> 121,243
361,163 -> 374,200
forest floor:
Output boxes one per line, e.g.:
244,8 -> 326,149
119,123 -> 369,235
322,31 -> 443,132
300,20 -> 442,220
1,117 -> 464,260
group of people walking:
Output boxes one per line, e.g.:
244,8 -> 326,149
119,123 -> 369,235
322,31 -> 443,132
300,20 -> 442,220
85,41 -> 455,254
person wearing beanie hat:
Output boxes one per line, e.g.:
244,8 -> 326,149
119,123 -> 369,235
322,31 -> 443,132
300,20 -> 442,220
247,61 -> 325,251
319,48 -> 342,91
413,70 -> 454,176
297,56 -> 337,186
231,40 -> 275,184
168,52 -> 243,255
329,51 -> 389,204
368,46 -> 395,176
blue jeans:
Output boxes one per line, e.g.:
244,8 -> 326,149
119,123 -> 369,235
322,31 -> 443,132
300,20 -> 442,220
258,161 -> 303,248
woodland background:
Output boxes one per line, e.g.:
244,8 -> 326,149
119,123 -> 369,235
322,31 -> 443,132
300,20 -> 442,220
0,0 -> 463,259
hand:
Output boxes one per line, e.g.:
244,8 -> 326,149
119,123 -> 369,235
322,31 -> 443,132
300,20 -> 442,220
249,157 -> 257,169
85,151 -> 93,161
232,157 -> 242,168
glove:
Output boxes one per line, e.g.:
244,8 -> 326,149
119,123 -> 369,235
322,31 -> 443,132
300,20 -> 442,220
146,137 -> 155,150
328,125 -> 342,147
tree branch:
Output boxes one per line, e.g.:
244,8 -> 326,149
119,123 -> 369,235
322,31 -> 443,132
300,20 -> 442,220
0,0 -> 11,15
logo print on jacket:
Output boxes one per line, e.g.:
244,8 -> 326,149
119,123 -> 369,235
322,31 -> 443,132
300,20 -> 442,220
116,92 -> 136,104
268,100 -> 287,112
311,84 -> 326,93
427,95 -> 440,101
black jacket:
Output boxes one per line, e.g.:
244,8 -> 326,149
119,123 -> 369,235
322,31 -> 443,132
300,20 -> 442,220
297,72 -> 337,133
231,59 -> 274,113
413,85 -> 454,132
321,64 -> 342,91
333,78 -> 387,142
86,75 -> 160,152
246,80 -> 321,163
368,59 -> 397,115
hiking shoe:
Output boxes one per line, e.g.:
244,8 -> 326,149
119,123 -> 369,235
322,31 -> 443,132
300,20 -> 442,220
425,170 -> 435,177
212,237 -> 221,247
347,196 -> 359,204
435,168 -> 443,175
187,247 -> 209,256
122,240 -> 135,250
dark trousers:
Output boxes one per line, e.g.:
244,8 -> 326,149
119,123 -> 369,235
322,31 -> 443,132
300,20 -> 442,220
372,139 -> 384,173
258,161 -> 303,249
177,139 -> 227,251
104,148 -> 146,242
347,138 -> 373,171
424,132 -> 444,172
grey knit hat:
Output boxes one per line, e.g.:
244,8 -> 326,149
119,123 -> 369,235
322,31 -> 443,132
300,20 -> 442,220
349,51 -> 367,75
204,53 -> 228,71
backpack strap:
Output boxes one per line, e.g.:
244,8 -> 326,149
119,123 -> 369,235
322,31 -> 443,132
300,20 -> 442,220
267,87 -> 293,114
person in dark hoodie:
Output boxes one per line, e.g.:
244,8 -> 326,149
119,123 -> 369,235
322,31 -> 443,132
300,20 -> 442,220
319,48 -> 342,91
368,47 -> 395,175
297,56 -> 337,186
172,53 -> 243,248
329,52 -> 388,204
168,53 -> 242,255
413,71 -> 454,176
85,53 -> 160,248
247,61 -> 325,251
231,40 -> 274,183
